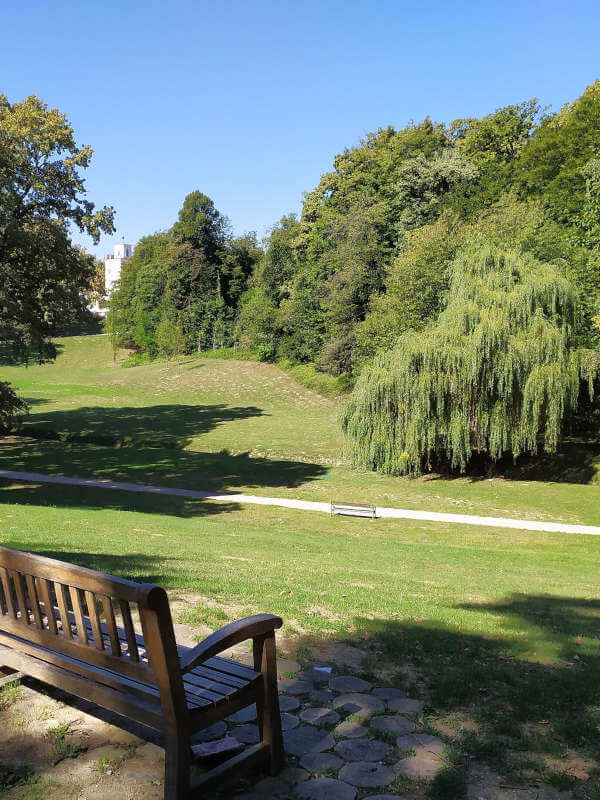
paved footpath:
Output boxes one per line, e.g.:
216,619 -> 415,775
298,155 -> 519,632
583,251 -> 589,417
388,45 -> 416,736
1,468 -> 599,537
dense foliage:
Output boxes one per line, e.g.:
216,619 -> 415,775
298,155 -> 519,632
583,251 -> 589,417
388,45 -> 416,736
0,93 -> 114,428
107,192 -> 261,357
108,81 -> 600,472
342,241 -> 598,474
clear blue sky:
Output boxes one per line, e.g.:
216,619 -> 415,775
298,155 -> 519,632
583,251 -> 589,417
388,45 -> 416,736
3,0 -> 600,258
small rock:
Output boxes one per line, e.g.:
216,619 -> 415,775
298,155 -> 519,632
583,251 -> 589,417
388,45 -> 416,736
394,733 -> 446,780
280,679 -> 313,696
339,761 -> 395,788
279,694 -> 301,712
330,675 -> 373,693
300,752 -> 344,772
300,707 -> 341,726
370,715 -> 415,735
333,720 -> 368,739
280,765 -> 310,784
332,693 -> 385,717
233,724 -> 260,744
191,721 -> 227,743
300,667 -> 333,683
298,777 -> 357,800
310,688 -> 335,704
284,725 -> 335,757
281,712 -> 300,731
226,704 -> 257,723
335,738 -> 390,762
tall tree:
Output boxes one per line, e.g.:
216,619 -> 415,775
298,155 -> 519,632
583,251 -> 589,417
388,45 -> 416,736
0,93 -> 114,427
343,239 -> 598,475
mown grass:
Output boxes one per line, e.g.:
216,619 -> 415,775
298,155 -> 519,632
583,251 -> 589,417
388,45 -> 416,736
1,334 -> 599,525
2,335 -> 600,791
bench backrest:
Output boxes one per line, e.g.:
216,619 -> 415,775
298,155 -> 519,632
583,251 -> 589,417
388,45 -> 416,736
0,546 -> 187,722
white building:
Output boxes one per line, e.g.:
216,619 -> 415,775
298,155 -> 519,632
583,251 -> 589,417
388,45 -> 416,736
105,241 -> 133,294
90,241 -> 133,317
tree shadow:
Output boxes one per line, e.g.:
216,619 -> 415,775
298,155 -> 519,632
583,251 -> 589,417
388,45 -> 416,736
0,479 -> 241,519
0,437 -> 327,495
291,594 -> 600,789
22,403 -> 267,449
424,439 -> 600,486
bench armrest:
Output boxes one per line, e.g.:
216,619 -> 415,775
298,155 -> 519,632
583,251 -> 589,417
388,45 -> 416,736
179,613 -> 283,674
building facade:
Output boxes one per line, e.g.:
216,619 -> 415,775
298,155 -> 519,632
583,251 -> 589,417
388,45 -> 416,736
89,241 -> 133,317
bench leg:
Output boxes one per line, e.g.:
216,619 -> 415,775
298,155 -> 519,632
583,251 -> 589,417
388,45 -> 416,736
254,631 -> 285,776
164,729 -> 191,800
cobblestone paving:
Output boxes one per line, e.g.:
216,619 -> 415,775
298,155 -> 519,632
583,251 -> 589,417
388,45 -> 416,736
0,657 -> 577,800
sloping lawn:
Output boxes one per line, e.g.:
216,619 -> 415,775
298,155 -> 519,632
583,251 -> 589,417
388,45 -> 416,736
1,334 -> 599,525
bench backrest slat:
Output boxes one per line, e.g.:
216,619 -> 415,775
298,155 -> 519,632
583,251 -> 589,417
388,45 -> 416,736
0,546 -> 187,720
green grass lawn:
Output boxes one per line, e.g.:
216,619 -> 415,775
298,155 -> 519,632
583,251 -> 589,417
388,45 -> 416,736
1,334 -> 599,525
2,334 -> 600,792
1,479 -> 600,791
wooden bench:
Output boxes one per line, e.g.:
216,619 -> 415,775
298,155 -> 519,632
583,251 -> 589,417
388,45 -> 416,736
331,500 -> 377,519
0,546 -> 284,799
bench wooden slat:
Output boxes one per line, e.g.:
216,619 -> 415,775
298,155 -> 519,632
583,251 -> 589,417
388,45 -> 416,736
25,575 -> 44,630
38,579 -> 57,634
101,596 -> 121,656
0,567 -> 15,619
69,586 -> 89,645
85,591 -> 104,651
119,600 -> 139,662
11,570 -> 29,625
55,582 -> 73,640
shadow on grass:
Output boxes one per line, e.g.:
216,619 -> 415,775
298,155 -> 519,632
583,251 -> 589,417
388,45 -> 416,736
424,439 -> 600,486
0,480 -> 241,519
0,437 -> 327,495
293,594 -> 600,791
21,402 -> 267,449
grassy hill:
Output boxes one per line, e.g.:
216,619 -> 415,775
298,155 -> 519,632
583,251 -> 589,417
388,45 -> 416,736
1,334 -> 599,525
2,334 -> 600,790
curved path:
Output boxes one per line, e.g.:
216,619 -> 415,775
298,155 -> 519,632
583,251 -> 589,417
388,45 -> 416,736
0,468 -> 599,537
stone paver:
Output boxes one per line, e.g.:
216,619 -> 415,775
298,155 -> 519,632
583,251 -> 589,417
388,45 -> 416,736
284,725 -> 336,757
387,696 -> 422,713
190,720 -> 227,742
330,675 -> 373,693
332,693 -> 385,717
300,752 -> 344,772
333,720 -> 368,739
371,687 -> 406,702
370,714 -> 415,735
310,688 -> 335,704
281,712 -> 300,731
362,796 -> 404,800
300,667 -> 333,683
298,777 -> 357,800
279,694 -> 301,712
339,761 -> 395,788
233,723 -> 260,744
300,706 -> 341,726
279,678 -> 313,695
226,704 -> 257,723
335,738 -> 390,762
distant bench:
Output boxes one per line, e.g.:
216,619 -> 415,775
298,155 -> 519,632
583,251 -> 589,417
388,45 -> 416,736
330,500 -> 377,519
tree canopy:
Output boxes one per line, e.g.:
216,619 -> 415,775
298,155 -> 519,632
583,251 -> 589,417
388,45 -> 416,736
342,241 -> 598,474
0,93 -> 114,428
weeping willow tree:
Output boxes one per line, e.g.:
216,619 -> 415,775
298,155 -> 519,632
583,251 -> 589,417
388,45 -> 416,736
342,239 -> 599,475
